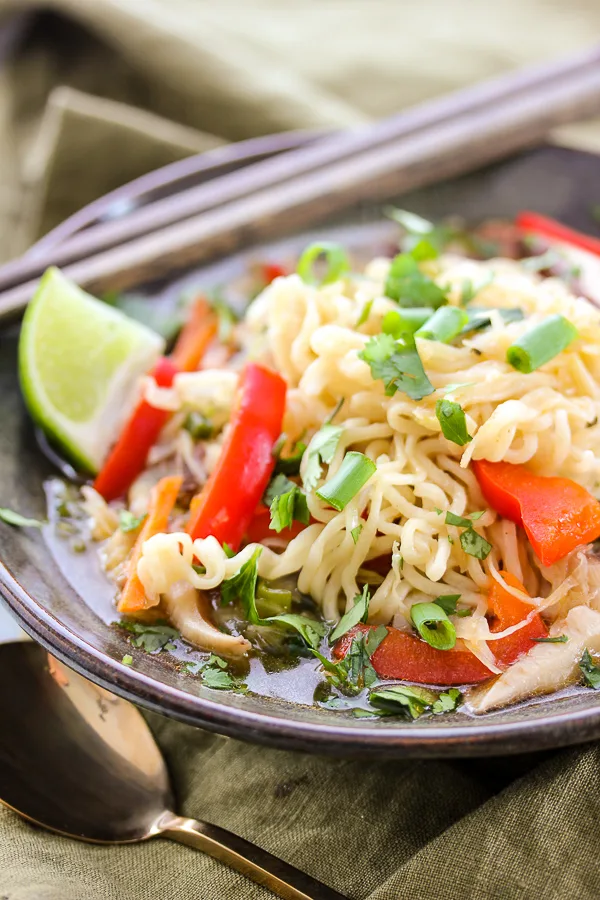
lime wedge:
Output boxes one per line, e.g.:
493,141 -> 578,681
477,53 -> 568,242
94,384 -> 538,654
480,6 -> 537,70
19,267 -> 165,473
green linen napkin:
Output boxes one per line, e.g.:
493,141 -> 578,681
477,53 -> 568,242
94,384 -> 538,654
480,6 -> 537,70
2,2 -> 600,897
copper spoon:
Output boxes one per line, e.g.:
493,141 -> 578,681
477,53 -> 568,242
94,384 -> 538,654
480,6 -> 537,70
0,641 -> 346,900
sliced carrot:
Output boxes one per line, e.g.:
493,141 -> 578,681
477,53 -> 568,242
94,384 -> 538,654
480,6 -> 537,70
487,572 -> 547,666
118,475 -> 182,614
170,297 -> 218,372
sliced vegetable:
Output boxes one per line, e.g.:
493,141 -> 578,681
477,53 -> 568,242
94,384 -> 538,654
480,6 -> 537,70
328,585 -> 370,643
516,211 -> 600,257
506,314 -> 578,373
382,308 -> 433,339
170,297 -> 218,371
359,333 -> 434,400
435,398 -> 472,446
118,475 -> 182,614
0,508 -> 43,528
334,625 -> 492,685
93,356 -> 179,501
462,306 -> 524,333
316,451 -> 376,511
118,510 -> 146,533
384,253 -> 448,308
187,363 -> 287,550
297,242 -> 350,285
487,572 -> 547,666
473,459 -> 600,566
184,411 -> 214,440
415,306 -> 469,343
255,580 -> 292,617
350,524 -> 363,544
302,423 -> 343,492
410,602 -> 456,650
356,299 -> 373,327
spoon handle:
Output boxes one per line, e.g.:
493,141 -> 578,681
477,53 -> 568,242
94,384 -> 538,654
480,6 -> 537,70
158,814 -> 348,900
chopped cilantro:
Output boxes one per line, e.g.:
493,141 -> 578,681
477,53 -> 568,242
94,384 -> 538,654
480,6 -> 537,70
433,594 -> 462,615
274,437 -> 307,476
432,688 -> 462,714
580,649 -> 600,688
358,333 -> 434,400
369,684 -> 438,719
118,510 -> 147,533
365,624 -> 388,655
184,411 -> 214,440
351,524 -> 363,544
435,398 -> 472,446
444,510 -> 485,527
329,585 -> 370,644
302,423 -> 343,492
269,482 -> 309,533
119,621 -> 179,653
460,528 -> 492,560
122,654 -> 133,666
201,668 -> 235,690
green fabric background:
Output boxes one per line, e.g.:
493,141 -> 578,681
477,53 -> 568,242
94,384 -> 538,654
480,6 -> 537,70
2,2 -> 600,897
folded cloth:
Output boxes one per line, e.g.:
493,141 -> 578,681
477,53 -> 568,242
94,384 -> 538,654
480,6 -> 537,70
1,2 -> 600,898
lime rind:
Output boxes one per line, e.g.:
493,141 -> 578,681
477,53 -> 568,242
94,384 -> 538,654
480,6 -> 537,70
19,268 -> 165,472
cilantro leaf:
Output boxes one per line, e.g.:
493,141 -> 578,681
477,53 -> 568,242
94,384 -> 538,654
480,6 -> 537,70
433,594 -> 462,615
460,527 -> 492,560
435,399 -> 472,446
274,438 -> 307,476
263,473 -> 295,507
444,510 -> 485,528
313,631 -> 376,695
384,253 -> 448,309
365,624 -> 388,656
201,668 -> 235,690
221,547 -> 325,648
119,510 -> 147,533
221,547 -> 262,615
359,334 -> 434,400
0,507 -> 44,528
351,524 -> 363,544
580,649 -> 600,688
119,621 -> 179,654
432,688 -> 462,714
302,423 -> 344,492
329,585 -> 370,644
269,484 -> 310,533
369,684 -> 438,719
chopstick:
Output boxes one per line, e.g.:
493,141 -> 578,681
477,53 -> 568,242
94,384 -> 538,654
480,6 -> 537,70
1,44 -> 600,320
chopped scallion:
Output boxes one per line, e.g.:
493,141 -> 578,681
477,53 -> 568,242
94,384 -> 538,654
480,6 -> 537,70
184,411 -> 214,440
410,602 -> 456,650
382,308 -> 433,339
255,580 -> 293,617
316,452 -> 376,511
297,242 -> 350,286
415,305 -> 469,343
506,314 -> 578,373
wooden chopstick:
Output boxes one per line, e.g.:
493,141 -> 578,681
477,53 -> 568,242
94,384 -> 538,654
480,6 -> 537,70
1,45 -> 600,320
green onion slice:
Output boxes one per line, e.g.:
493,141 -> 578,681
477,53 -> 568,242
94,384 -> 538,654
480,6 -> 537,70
297,242 -> 350,286
506,314 -> 578,373
255,580 -> 293,617
410,602 -> 456,650
316,451 -> 376,511
415,305 -> 469,343
382,308 -> 433,339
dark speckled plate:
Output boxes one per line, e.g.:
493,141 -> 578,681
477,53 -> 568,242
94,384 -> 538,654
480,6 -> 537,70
2,138 -> 600,757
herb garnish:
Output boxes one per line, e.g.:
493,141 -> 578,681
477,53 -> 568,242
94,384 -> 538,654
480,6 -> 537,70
221,548 -> 326,649
351,524 -> 363,544
435,398 -> 472,446
384,252 -> 448,309
411,602 -> 456,650
356,299 -> 374,327
297,242 -> 350,286
432,688 -> 462,713
0,508 -> 44,528
302,423 -> 344,492
185,654 -> 243,691
438,509 -> 491,560
369,684 -> 438,719
184,411 -> 214,441
580,649 -> 600,688
118,510 -> 147,533
533,635 -> 568,644
119,621 -> 180,653
434,594 -> 472,617
329,585 -> 370,644
359,333 -> 434,400
264,474 -> 310,533
273,435 -> 307,476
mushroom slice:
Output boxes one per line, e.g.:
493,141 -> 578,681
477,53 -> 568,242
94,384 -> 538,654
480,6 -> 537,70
163,581 -> 251,657
467,605 -> 600,714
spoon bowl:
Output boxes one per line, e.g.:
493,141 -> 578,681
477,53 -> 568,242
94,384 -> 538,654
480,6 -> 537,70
0,641 -> 346,899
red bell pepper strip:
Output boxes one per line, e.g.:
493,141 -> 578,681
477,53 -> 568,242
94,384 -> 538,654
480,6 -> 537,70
170,298 -> 217,372
94,299 -> 217,501
261,262 -> 289,285
473,459 -> 600,566
516,211 -> 600,257
244,504 -> 308,545
334,625 -> 493,685
93,357 -> 179,502
186,363 -> 287,550
118,475 -> 182,614
487,571 -> 547,666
